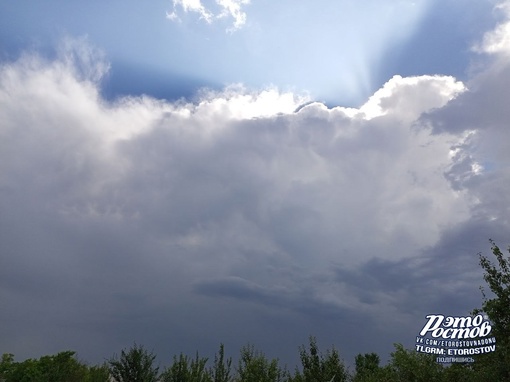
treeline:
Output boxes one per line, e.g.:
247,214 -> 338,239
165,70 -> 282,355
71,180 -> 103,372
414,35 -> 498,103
0,339 -> 507,382
1,241 -> 509,382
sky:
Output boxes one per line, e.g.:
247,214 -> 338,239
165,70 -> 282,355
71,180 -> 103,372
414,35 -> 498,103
1,0 -> 510,371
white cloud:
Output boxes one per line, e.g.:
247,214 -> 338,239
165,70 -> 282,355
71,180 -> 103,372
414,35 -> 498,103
167,0 -> 214,23
473,0 -> 510,56
167,0 -> 250,31
192,84 -> 308,119
359,74 -> 466,120
0,40 -> 474,278
216,0 -> 250,31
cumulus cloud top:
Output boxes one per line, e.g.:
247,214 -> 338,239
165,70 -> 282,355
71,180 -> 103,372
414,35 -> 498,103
474,0 -> 510,56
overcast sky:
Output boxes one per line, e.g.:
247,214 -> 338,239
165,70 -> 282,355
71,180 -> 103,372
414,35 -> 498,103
1,0 -> 510,370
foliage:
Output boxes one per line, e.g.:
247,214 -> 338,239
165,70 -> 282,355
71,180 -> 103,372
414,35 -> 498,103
384,343 -> 443,382
39,351 -> 88,382
292,337 -> 348,382
108,343 -> 159,382
0,354 -> 15,381
160,352 -> 211,382
211,344 -> 233,382
84,363 -> 110,382
4,358 -> 44,382
441,363 -> 477,382
0,351 -> 88,382
353,352 -> 381,382
477,240 -> 510,346
236,344 -> 286,382
472,239 -> 510,381
160,343 -> 234,382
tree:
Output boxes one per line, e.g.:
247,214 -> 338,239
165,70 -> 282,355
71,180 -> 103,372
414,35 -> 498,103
383,343 -> 443,382
0,351 -> 88,382
4,357 -> 44,382
353,353 -> 381,382
292,337 -> 348,382
0,354 -> 15,381
441,363 -> 477,382
211,344 -> 232,382
236,344 -> 286,382
472,239 -> 510,380
85,363 -> 110,382
160,352 -> 211,382
108,343 -> 159,382
37,351 -> 88,382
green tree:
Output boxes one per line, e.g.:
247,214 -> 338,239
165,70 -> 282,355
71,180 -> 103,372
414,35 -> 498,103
5,358 -> 44,382
85,363 -> 110,382
38,351 -> 87,382
0,351 -> 87,382
211,344 -> 232,382
0,354 -> 15,381
236,344 -> 286,382
353,353 -> 380,382
292,337 -> 348,382
472,239 -> 510,380
108,343 -> 159,382
160,352 -> 212,382
383,343 -> 443,382
441,363 -> 476,382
